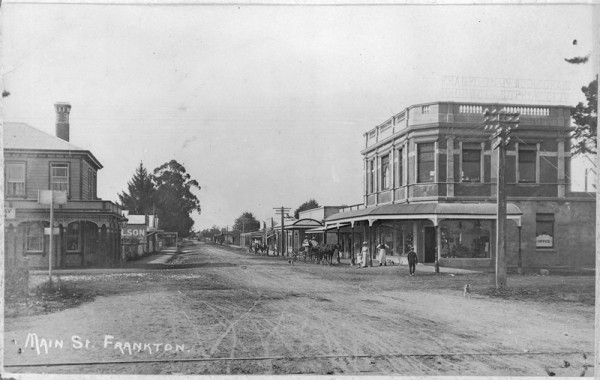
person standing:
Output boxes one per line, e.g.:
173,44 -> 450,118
359,241 -> 369,268
407,247 -> 418,276
377,241 -> 389,266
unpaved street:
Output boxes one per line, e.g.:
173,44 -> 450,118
4,241 -> 595,376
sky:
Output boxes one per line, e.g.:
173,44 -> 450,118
2,2 -> 597,230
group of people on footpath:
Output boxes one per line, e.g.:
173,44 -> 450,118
358,241 -> 418,276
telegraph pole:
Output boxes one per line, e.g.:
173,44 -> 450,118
483,108 -> 520,290
273,207 -> 290,256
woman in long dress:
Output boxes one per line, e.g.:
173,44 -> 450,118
360,241 -> 369,268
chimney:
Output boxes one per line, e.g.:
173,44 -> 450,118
54,102 -> 72,141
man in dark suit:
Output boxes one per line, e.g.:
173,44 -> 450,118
407,248 -> 418,276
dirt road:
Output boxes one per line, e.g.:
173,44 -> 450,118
4,242 -> 595,376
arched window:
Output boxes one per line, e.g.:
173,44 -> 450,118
67,222 -> 81,252
26,223 -> 44,252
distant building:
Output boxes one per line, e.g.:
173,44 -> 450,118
121,214 -> 161,259
4,103 -> 125,268
324,101 -> 596,268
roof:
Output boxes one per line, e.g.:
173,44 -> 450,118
325,202 -> 522,223
3,122 -> 103,169
283,218 -> 323,230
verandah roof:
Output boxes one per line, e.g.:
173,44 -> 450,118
324,202 -> 522,225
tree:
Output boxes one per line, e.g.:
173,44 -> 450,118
294,199 -> 320,219
200,225 -> 222,241
232,212 -> 260,233
152,160 -> 202,237
571,76 -> 597,156
118,162 -> 156,214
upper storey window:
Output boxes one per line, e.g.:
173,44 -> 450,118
518,145 -> 537,183
6,162 -> 25,197
381,154 -> 390,190
51,163 -> 69,194
462,144 -> 481,182
417,143 -> 435,183
368,160 -> 375,193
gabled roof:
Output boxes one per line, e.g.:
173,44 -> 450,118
3,122 -> 103,169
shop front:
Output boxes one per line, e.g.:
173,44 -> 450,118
324,202 -> 522,268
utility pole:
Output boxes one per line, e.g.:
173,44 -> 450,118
483,108 -> 520,290
273,207 -> 290,256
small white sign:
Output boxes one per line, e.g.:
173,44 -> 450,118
38,190 -> 68,205
5,207 -> 16,220
536,234 -> 553,248
44,227 -> 60,235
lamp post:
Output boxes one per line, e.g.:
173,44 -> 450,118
483,108 -> 520,290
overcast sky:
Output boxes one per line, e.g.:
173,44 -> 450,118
2,2 -> 597,230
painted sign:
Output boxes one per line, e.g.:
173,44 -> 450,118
122,226 -> 147,238
5,207 -> 16,220
38,190 -> 68,205
536,234 -> 553,248
44,228 -> 60,235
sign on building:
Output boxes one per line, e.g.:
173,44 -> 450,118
38,190 -> 68,205
122,226 -> 147,238
5,207 -> 16,220
536,234 -> 553,248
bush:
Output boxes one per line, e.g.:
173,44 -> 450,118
5,265 -> 29,299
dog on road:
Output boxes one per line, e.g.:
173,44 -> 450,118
463,284 -> 472,298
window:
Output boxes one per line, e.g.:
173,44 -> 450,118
88,169 -> 97,200
417,143 -> 435,183
397,148 -> 404,186
518,146 -> 536,183
462,147 -> 481,182
92,172 -> 97,199
26,223 -> 44,252
66,222 -> 81,252
368,160 -> 375,193
88,169 -> 93,198
536,214 -> 554,249
440,220 -> 491,258
51,163 -> 69,194
6,162 -> 25,197
381,155 -> 390,190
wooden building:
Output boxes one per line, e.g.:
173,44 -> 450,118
4,103 -> 125,268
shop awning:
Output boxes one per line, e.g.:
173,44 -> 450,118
305,223 -> 351,233
283,218 -> 323,230
325,202 -> 522,226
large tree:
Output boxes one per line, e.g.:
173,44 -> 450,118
571,76 -> 598,156
152,160 -> 201,237
118,162 -> 156,214
294,199 -> 320,219
232,212 -> 260,233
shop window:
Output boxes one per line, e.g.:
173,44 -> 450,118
440,220 -> 491,258
381,155 -> 390,190
51,163 -> 70,194
6,162 -> 25,197
518,146 -> 537,183
26,223 -> 44,252
66,222 -> 81,252
461,147 -> 481,182
536,213 -> 554,249
417,143 -> 435,183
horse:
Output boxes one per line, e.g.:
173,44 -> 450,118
316,243 -> 341,265
252,242 -> 269,256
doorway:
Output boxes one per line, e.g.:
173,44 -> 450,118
424,226 -> 437,263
